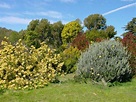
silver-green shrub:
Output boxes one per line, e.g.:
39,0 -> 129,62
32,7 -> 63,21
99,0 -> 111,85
76,40 -> 132,84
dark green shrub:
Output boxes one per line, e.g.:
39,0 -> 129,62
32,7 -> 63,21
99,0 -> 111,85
0,89 -> 5,95
76,40 -> 132,85
24,31 -> 41,48
86,29 -> 108,42
61,46 -> 80,73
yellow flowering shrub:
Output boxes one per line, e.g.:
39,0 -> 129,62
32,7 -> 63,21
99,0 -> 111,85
0,39 -> 64,89
61,21 -> 82,47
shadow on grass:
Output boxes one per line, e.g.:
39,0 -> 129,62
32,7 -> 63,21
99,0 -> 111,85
0,89 -> 6,95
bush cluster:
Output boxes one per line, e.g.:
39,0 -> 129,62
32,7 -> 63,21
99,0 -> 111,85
0,39 -> 64,89
76,40 -> 132,84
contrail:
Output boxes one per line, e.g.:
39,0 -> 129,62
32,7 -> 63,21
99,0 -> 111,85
103,2 -> 136,16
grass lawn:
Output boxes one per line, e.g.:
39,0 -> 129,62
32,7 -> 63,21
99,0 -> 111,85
0,74 -> 136,102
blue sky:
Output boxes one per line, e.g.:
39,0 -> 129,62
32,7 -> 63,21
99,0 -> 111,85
0,0 -> 136,36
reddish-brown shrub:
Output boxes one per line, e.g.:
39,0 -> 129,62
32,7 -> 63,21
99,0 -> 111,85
122,32 -> 136,76
71,33 -> 89,51
95,38 -> 106,42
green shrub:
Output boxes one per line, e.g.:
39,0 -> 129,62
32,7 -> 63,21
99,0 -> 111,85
61,46 -> 80,73
76,40 -> 132,84
86,29 -> 108,42
0,39 -> 64,90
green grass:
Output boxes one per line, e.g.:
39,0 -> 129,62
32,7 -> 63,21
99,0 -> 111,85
0,74 -> 136,102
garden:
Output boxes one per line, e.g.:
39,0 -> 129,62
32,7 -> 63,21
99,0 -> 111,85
0,14 -> 136,102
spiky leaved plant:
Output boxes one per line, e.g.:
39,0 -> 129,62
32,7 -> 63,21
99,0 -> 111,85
76,40 -> 132,84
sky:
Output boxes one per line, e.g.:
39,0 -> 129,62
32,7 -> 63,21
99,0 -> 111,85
0,0 -> 136,37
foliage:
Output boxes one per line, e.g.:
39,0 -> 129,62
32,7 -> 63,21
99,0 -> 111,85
0,28 -> 21,49
0,39 -> 64,90
84,14 -> 116,41
85,25 -> 116,42
76,40 -> 132,84
35,19 -> 51,42
105,25 -> 117,38
122,32 -> 136,55
95,38 -> 106,42
84,14 -> 106,30
27,19 -> 39,31
61,21 -> 82,47
71,33 -> 89,51
23,31 -> 41,48
26,19 -> 52,46
61,46 -> 80,73
26,19 -> 64,49
0,27 -> 19,44
18,30 -> 27,39
122,32 -> 136,76
50,21 -> 64,49
8,31 -> 21,44
125,17 -> 136,35
0,27 -> 12,38
86,29 -> 108,42
114,36 -> 122,42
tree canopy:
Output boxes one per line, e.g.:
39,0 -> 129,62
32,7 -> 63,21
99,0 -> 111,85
27,19 -> 39,31
84,14 -> 106,30
84,14 -> 116,41
125,17 -> 136,35
50,21 -> 64,48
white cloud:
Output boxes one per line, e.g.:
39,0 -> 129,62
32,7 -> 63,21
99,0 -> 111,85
103,2 -> 136,16
59,0 -> 76,3
39,11 -> 63,19
0,3 -> 11,8
0,12 -> 21,16
24,11 -> 63,19
0,16 -> 31,24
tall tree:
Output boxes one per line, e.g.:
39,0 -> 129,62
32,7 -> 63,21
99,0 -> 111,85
51,21 -> 64,48
84,14 -> 106,30
75,18 -> 82,25
84,14 -> 116,41
35,19 -> 51,42
27,19 -> 39,31
125,17 -> 136,35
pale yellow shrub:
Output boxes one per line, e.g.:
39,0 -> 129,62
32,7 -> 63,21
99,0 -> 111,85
0,39 -> 64,89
